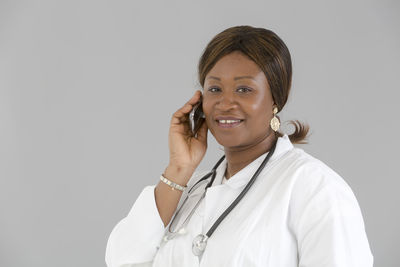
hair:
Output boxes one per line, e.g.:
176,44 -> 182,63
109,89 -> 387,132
197,25 -> 310,144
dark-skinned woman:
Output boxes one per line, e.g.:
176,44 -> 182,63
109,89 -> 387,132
105,25 -> 373,267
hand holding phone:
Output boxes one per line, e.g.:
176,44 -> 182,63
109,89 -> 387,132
165,90 -> 208,184
189,98 -> 206,137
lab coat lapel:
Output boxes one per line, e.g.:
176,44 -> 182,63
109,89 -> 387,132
203,159 -> 229,232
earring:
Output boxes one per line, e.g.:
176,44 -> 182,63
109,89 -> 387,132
270,107 -> 280,132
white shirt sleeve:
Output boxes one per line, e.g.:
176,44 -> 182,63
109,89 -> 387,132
105,185 -> 165,267
289,162 -> 374,267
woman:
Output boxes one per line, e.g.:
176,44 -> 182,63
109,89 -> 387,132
105,25 -> 373,267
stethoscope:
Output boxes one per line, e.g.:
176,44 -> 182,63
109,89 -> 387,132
160,139 -> 278,259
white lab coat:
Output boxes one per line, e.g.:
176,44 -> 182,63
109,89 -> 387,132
105,134 -> 373,267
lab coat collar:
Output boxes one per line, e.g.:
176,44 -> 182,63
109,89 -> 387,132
211,134 -> 294,189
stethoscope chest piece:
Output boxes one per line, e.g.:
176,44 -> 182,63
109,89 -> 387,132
192,234 -> 208,256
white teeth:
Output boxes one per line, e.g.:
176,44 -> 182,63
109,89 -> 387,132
218,119 -> 241,124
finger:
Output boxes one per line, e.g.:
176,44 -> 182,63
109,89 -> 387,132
186,90 -> 202,106
177,91 -> 201,117
171,91 -> 202,125
171,104 -> 192,125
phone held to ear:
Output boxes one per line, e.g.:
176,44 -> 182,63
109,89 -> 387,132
189,98 -> 205,137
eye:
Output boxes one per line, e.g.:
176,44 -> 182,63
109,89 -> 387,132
207,86 -> 252,93
208,87 -> 221,93
237,87 -> 252,93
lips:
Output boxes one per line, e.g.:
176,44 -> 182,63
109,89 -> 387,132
217,121 -> 242,128
215,116 -> 243,121
214,116 -> 244,128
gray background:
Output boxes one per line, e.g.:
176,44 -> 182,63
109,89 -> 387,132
1,0 -> 399,266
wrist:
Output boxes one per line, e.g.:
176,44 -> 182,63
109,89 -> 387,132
163,165 -> 195,186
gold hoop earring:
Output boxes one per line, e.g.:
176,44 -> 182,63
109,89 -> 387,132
270,107 -> 280,132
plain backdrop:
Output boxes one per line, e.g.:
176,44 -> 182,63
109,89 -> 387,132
1,0 -> 399,266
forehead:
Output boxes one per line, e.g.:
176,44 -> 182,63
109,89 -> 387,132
206,51 -> 264,81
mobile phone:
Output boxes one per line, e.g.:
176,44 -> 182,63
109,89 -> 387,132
189,99 -> 205,137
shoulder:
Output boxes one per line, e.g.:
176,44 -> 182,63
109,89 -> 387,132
284,149 -> 373,265
283,147 -> 354,198
283,147 -> 363,222
285,147 -> 365,230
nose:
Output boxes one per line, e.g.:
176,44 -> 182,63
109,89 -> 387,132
215,92 -> 238,111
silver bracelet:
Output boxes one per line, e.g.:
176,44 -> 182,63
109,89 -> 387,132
160,174 -> 187,192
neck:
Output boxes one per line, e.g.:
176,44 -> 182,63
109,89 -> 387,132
223,131 -> 277,179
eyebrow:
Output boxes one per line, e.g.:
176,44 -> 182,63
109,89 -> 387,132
206,75 -> 256,81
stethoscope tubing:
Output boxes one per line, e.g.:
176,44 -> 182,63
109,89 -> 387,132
187,155 -> 226,195
165,139 -> 278,243
165,155 -> 226,238
205,139 -> 277,238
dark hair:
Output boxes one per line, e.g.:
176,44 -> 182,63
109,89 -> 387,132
197,25 -> 310,144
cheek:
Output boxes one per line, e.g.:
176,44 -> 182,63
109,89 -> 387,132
248,100 -> 271,123
201,98 -> 213,116
248,95 -> 269,112
201,100 -> 213,125
202,100 -> 217,134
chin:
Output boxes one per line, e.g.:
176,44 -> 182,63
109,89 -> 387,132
213,133 -> 247,149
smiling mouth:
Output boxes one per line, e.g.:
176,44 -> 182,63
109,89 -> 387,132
216,119 -> 244,128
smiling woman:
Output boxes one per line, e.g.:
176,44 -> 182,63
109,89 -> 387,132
105,25 -> 373,267
199,26 -> 306,140
202,51 -> 293,178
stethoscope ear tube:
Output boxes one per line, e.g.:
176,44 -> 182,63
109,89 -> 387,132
187,155 -> 226,194
205,139 -> 278,238
164,154 -> 226,240
163,139 -> 278,259
191,139 -> 278,258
